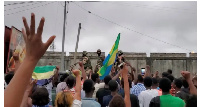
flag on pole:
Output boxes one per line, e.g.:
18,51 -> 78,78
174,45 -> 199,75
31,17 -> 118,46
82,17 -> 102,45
97,33 -> 120,80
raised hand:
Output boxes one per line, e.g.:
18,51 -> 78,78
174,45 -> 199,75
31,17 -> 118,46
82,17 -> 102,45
146,65 -> 150,72
79,61 -> 84,68
181,71 -> 191,80
121,63 -> 129,75
22,13 -> 55,61
72,69 -> 81,77
4,13 -> 56,107
26,79 -> 37,93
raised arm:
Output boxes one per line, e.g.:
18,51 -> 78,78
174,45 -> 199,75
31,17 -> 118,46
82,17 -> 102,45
52,66 -> 59,87
4,13 -> 55,107
122,64 -> 131,107
20,79 -> 37,107
73,70 -> 81,101
144,65 -> 151,78
126,62 -> 135,81
181,71 -> 197,95
153,71 -> 159,78
112,70 -> 121,80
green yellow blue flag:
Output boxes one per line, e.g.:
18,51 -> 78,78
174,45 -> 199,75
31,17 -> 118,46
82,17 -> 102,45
32,65 -> 56,80
98,33 -> 120,80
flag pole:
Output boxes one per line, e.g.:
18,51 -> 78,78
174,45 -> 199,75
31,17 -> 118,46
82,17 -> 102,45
74,23 -> 81,64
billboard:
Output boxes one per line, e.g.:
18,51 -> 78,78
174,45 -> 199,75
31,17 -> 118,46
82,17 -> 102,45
6,26 -> 26,73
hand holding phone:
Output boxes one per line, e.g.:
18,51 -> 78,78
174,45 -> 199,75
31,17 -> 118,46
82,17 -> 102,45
141,68 -> 145,76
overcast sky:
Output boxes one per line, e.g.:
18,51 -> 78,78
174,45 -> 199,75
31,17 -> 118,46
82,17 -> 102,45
4,1 -> 197,56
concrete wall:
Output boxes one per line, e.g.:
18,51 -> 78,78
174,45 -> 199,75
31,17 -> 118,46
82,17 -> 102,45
37,51 -> 197,78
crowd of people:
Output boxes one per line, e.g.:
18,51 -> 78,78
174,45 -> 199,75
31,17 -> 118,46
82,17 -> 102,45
4,13 -> 197,107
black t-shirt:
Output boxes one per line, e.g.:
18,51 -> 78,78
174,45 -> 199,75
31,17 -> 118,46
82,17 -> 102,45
96,87 -> 111,107
119,89 -> 140,107
175,91 -> 189,101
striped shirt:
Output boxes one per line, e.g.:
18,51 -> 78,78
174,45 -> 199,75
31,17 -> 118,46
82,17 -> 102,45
130,83 -> 146,97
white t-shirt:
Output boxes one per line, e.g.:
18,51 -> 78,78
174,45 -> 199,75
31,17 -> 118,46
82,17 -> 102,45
45,82 -> 53,102
138,89 -> 159,107
93,83 -> 105,98
72,99 -> 82,107
56,82 -> 67,94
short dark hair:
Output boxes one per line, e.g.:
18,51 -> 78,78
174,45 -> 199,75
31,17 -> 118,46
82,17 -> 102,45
5,72 -> 14,84
91,73 -> 99,82
104,75 -> 112,85
167,69 -> 172,74
83,79 -> 95,93
152,77 -> 158,85
109,95 -> 125,107
108,80 -> 118,92
159,77 -> 171,92
31,87 -> 49,106
121,78 -> 132,89
66,75 -> 75,89
174,78 -> 183,89
167,74 -> 174,83
182,79 -> 189,88
144,76 -> 152,87
137,74 -> 143,82
60,73 -> 69,82
162,72 -> 169,78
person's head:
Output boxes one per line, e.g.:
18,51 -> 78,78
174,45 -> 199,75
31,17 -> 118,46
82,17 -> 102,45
91,73 -> 100,83
185,94 -> 197,107
109,95 -> 125,107
83,79 -> 95,95
167,69 -> 172,75
167,74 -> 174,83
31,87 -> 49,106
159,77 -> 171,93
144,76 -> 152,88
182,79 -> 189,88
66,75 -> 75,89
152,77 -> 158,88
55,91 -> 74,107
172,78 -> 183,89
137,74 -> 143,83
60,73 -> 69,82
121,78 -> 132,89
97,49 -> 101,56
104,75 -> 112,85
128,72 -> 134,81
108,80 -> 118,92
162,72 -> 169,78
5,71 -> 14,85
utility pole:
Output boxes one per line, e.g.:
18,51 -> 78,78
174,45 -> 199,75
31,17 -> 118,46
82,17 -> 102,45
60,1 -> 67,71
74,23 -> 81,64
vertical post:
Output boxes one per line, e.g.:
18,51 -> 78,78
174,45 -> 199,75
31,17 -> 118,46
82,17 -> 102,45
74,23 -> 81,64
60,1 -> 67,72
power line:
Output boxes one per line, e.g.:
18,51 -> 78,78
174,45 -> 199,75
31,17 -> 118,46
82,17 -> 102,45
72,2 -> 192,52
4,1 -> 38,6
101,2 -> 196,14
5,2 -> 57,16
4,1 -> 45,12
106,2 -> 195,12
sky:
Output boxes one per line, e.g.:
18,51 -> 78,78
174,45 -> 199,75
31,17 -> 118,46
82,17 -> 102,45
4,1 -> 197,56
